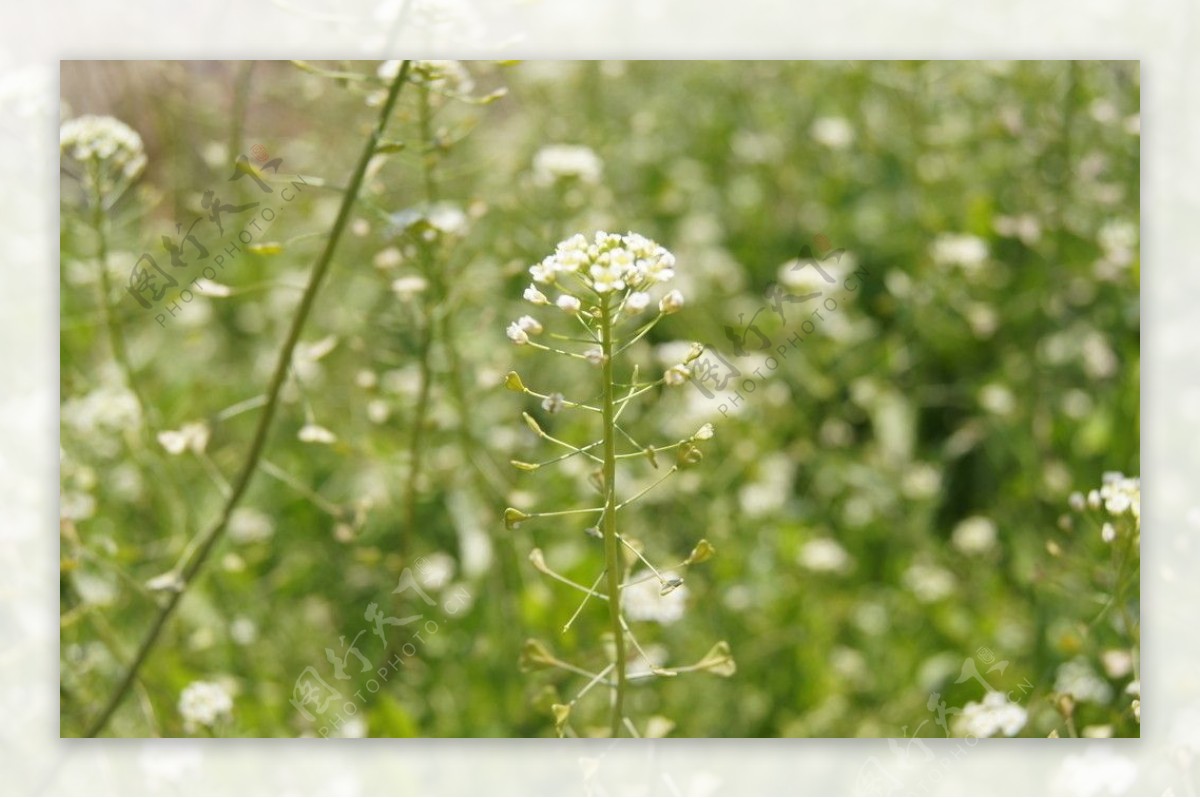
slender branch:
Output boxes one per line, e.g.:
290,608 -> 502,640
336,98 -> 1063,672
599,293 -> 628,737
83,60 -> 414,737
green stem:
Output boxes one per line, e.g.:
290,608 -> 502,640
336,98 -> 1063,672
90,176 -> 149,424
82,60 -> 414,738
598,294 -> 627,737
403,83 -> 440,544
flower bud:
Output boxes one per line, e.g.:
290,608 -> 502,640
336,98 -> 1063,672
524,285 -> 549,305
659,289 -> 685,314
556,294 -> 582,313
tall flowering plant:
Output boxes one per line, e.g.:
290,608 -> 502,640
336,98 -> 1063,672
504,231 -> 734,737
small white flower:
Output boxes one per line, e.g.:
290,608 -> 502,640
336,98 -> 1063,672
693,423 -> 714,441
664,364 -> 690,386
584,347 -> 605,366
523,285 -> 549,305
932,233 -> 989,271
659,289 -> 685,314
516,315 -> 543,335
951,516 -> 997,555
955,691 -> 1027,738
532,144 -> 603,186
228,507 -> 274,543
810,116 -> 855,149
506,323 -> 529,345
798,538 -> 852,573
391,275 -> 428,300
157,422 -> 210,456
298,423 -> 337,444
556,294 -> 582,313
1068,492 -> 1086,512
541,392 -> 565,414
178,680 -> 233,733
625,292 -> 651,312
1101,522 -> 1116,542
1055,657 -> 1114,704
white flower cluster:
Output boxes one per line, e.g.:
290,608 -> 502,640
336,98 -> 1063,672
955,691 -> 1027,738
1068,471 -> 1140,542
178,680 -> 233,733
532,144 -> 603,186
60,114 -> 147,180
529,231 -> 676,294
509,232 -> 685,388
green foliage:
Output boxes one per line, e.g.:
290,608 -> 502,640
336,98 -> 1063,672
60,60 -> 1139,738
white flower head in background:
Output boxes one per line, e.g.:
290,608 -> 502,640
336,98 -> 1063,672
931,232 -> 988,272
532,144 -> 603,186
178,680 -> 233,733
60,114 -> 147,198
622,570 -> 688,625
298,423 -> 337,445
798,538 -> 853,574
157,421 -> 210,456
810,116 -> 855,149
955,690 -> 1027,738
951,515 -> 997,555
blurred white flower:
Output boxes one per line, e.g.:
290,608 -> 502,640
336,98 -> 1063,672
178,680 -> 233,733
60,114 -> 147,190
903,561 -> 956,603
230,617 -> 257,645
556,294 -> 581,313
993,213 -> 1042,245
954,691 -> 1026,737
532,144 -> 603,185
391,274 -> 428,300
228,507 -> 274,543
1055,657 -> 1114,704
951,515 -> 997,555
798,538 -> 852,574
931,233 -> 988,271
298,423 -> 337,444
157,422 -> 210,456
810,116 -> 854,149
417,551 -> 456,590
622,571 -> 688,624
978,383 -> 1015,416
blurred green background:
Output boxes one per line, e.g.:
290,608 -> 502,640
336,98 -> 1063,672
60,60 -> 1140,737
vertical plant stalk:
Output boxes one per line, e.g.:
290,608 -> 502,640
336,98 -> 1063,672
83,60 -> 413,737
598,294 -> 627,737
403,83 -> 438,542
90,176 -> 149,423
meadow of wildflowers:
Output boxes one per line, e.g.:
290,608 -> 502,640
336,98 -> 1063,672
59,60 -> 1139,738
